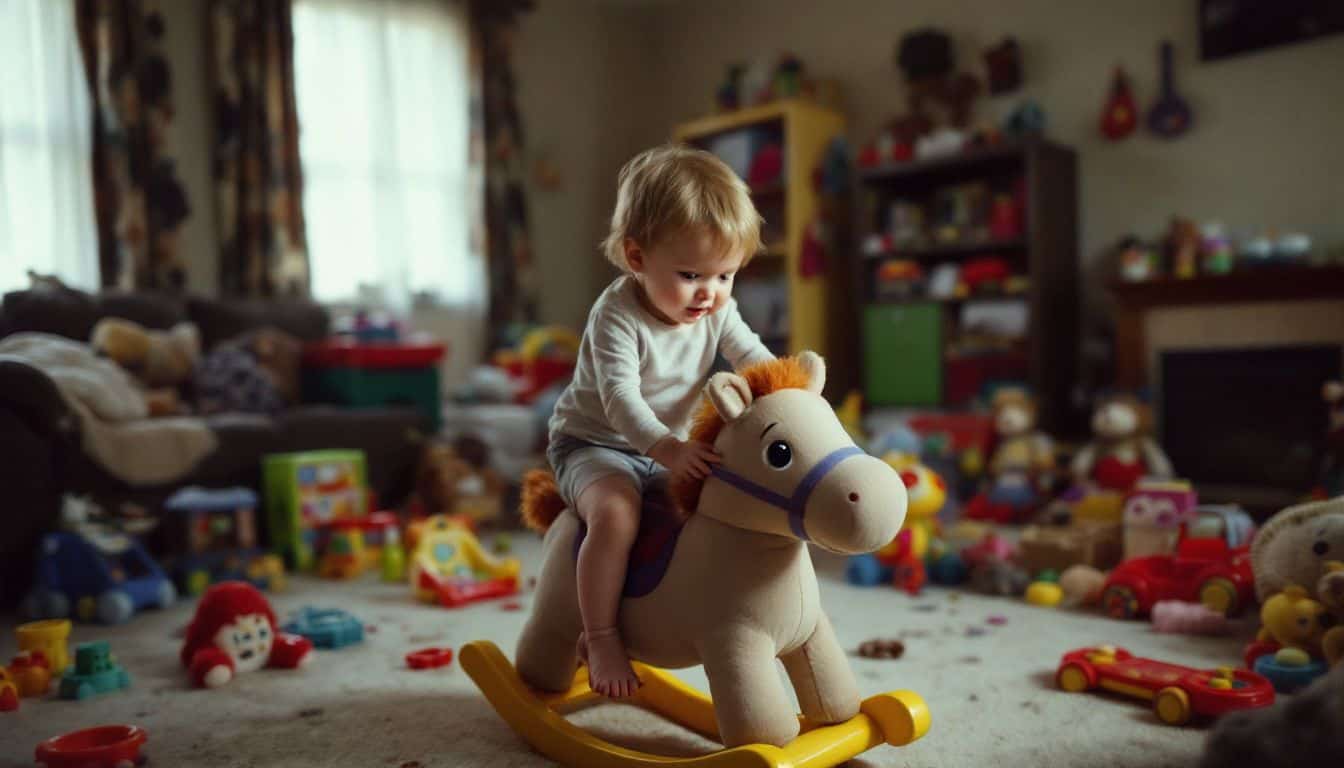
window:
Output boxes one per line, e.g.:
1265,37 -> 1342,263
0,0 -> 99,293
292,0 -> 481,311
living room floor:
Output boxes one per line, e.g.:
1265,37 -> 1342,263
2,533 -> 1240,768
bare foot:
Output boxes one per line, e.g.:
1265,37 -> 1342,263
577,628 -> 641,698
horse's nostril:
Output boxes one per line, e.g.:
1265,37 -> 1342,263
848,492 -> 860,503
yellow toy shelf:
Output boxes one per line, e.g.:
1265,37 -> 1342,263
461,640 -> 930,768
673,100 -> 851,396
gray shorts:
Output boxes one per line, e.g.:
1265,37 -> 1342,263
546,433 -> 667,508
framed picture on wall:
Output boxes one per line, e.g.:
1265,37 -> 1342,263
1200,0 -> 1344,61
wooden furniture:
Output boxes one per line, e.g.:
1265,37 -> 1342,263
1111,266 -> 1344,390
673,100 -> 851,394
855,140 -> 1079,433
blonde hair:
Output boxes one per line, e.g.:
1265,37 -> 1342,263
601,145 -> 763,271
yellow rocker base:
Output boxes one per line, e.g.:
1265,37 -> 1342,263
460,641 -> 931,768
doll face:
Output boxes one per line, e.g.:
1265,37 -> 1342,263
995,403 -> 1033,437
1093,401 -> 1138,438
213,613 -> 274,674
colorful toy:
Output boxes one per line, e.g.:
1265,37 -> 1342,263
163,486 -> 285,596
263,449 -> 370,570
1122,479 -> 1198,559
181,582 -> 314,688
846,454 -> 946,594
8,651 -> 53,697
21,530 -> 177,625
1056,645 -> 1272,725
500,354 -> 927,755
1025,581 -> 1063,607
282,607 -> 365,650
59,641 -> 131,700
35,725 -> 148,768
965,389 -> 1055,523
0,668 -> 18,711
16,619 -> 71,674
381,526 -> 407,582
1255,585 -> 1333,658
406,647 -> 454,670
1070,393 -> 1173,493
491,326 -> 580,405
302,338 -> 446,429
1100,528 -> 1255,619
1117,236 -> 1159,281
1151,601 -> 1233,635
1250,649 -> 1328,693
409,514 -> 522,608
316,522 -> 369,580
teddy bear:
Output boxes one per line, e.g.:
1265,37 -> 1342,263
91,317 -> 201,415
1251,496 -> 1344,601
180,581 -> 312,688
1070,393 -> 1173,492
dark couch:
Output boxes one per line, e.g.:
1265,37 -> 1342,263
0,288 -> 429,609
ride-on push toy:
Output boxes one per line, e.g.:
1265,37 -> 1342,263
461,640 -> 929,768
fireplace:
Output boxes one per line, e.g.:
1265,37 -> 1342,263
1159,345 -> 1340,510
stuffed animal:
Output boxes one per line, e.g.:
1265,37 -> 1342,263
515,353 -> 906,748
180,582 -> 312,688
91,317 -> 200,389
1318,564 -> 1344,667
986,388 -> 1055,498
1070,394 -> 1173,492
1257,585 -> 1333,657
1251,497 -> 1344,602
413,439 -> 505,525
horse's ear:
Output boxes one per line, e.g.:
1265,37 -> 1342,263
797,350 -> 825,395
707,372 -> 753,422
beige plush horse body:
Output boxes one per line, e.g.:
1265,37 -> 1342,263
517,353 -> 907,747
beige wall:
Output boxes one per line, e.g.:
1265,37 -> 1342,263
521,0 -> 1344,329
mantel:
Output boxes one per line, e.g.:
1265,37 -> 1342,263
1110,266 -> 1344,390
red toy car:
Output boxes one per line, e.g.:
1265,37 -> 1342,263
1099,530 -> 1254,620
1056,645 -> 1274,725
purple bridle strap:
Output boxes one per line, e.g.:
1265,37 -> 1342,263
708,445 -> 864,541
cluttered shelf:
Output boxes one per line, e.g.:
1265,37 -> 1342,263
1109,265 -> 1344,308
858,139 -> 1060,184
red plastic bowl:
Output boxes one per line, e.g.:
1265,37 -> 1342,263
36,724 -> 147,768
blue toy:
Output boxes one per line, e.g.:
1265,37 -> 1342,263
22,531 -> 176,625
927,552 -> 969,586
58,641 -> 131,700
281,607 -> 365,650
164,486 -> 286,596
1252,653 -> 1328,694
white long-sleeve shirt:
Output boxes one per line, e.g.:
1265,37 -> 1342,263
548,275 -> 775,454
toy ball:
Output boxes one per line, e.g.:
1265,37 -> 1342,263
1025,581 -> 1064,607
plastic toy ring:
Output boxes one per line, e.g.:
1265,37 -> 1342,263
36,724 -> 147,768
406,647 -> 454,670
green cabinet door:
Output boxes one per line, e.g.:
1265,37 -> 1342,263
863,303 -> 942,406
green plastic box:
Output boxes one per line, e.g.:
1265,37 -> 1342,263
863,303 -> 943,406
263,450 -> 369,570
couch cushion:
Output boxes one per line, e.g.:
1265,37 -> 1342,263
1,288 -> 187,341
188,296 -> 330,350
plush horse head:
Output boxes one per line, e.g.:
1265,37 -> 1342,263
672,351 -> 906,553
517,352 -> 909,748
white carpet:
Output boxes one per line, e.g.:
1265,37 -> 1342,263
2,532 -> 1249,767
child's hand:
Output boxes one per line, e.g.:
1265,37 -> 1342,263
649,436 -> 720,482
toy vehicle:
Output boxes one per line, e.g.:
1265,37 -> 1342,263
163,487 -> 286,596
22,531 -> 176,625
58,641 -> 131,700
1099,528 -> 1255,619
281,607 -> 365,650
35,724 -> 147,768
410,515 -> 521,608
1056,645 -> 1273,725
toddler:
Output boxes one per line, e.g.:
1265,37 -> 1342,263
547,144 -> 775,698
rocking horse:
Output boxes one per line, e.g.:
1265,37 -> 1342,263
462,352 -> 932,767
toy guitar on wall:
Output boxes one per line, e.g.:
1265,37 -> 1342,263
1100,67 -> 1137,141
1147,41 -> 1192,138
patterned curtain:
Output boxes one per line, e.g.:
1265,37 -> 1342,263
76,0 -> 191,291
209,0 -> 309,298
471,0 -> 537,347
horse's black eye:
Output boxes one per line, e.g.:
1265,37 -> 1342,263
765,440 -> 792,469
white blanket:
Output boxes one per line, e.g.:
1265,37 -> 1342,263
0,333 -> 217,485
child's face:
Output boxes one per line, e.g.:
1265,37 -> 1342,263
627,228 -> 743,326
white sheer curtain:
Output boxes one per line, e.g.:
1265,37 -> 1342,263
0,0 -> 99,293
292,0 -> 483,315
